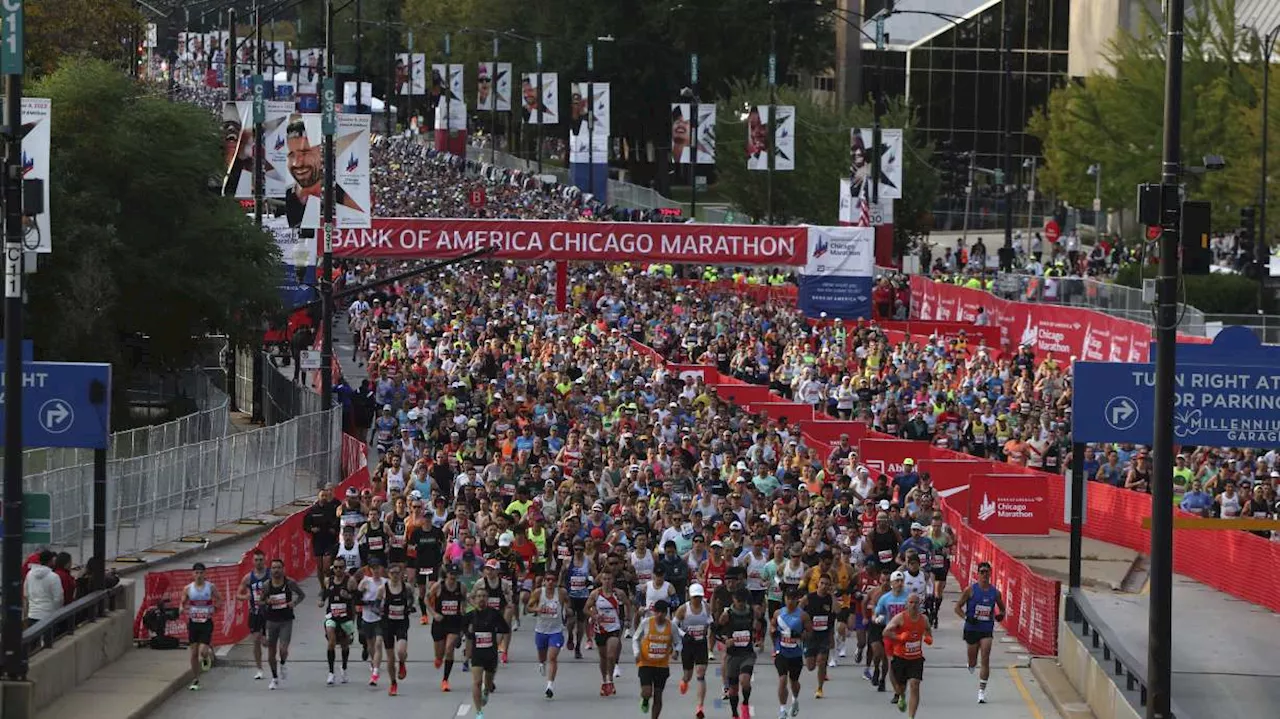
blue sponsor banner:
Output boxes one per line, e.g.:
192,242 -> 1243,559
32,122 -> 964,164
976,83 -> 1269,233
278,263 -> 316,309
797,226 -> 875,319
569,162 -> 609,204
298,94 -> 319,112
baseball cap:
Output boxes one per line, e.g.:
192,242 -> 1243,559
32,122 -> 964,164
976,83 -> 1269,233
499,533 -> 513,547
710,540 -> 724,548
903,458 -> 915,466
977,561 -> 992,572
911,522 -> 925,531
688,583 -> 706,598
729,521 -> 743,531
383,404 -> 393,411
890,570 -> 905,582
484,559 -> 500,570
878,500 -> 891,511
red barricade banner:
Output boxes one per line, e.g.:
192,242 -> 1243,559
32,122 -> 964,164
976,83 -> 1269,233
969,473 -> 1051,536
858,438 -> 931,479
877,320 -> 1001,351
797,420 -> 865,447
332,218 -> 807,265
714,385 -> 782,406
746,402 -> 815,424
914,458 -> 993,510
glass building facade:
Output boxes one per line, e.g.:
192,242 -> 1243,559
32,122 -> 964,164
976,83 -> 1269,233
861,0 -> 1072,227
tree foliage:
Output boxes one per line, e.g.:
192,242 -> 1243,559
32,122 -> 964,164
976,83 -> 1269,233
25,59 -> 280,376
713,80 -> 937,250
25,0 -> 142,77
1028,0 -> 1273,237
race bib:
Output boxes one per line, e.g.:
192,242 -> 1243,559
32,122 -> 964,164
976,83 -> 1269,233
648,640 -> 669,657
748,569 -> 762,580
812,615 -> 829,632
687,625 -> 706,640
570,576 -> 587,591
190,608 -> 211,622
419,567 -> 434,578
390,536 -> 406,548
732,630 -> 752,647
330,603 -> 348,618
539,603 -> 558,617
268,593 -> 288,609
368,536 -> 385,551
905,640 -> 922,654
878,550 -> 893,563
930,555 -> 944,568
475,632 -> 494,649
441,600 -> 459,616
708,576 -> 723,589
779,635 -> 798,649
486,596 -> 502,609
974,604 -> 993,621
637,570 -> 653,583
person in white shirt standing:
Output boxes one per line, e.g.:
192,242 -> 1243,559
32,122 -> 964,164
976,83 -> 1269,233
24,550 -> 64,628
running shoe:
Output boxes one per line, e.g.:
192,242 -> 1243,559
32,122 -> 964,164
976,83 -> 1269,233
327,672 -> 335,685
614,665 -> 622,679
188,681 -> 200,691
441,679 -> 451,692
546,686 -> 554,699
339,668 -> 348,683
815,686 -> 824,698
854,648 -> 863,663
877,680 -> 886,692
863,668 -> 873,682
269,678 -> 278,690
369,670 -> 378,686
838,647 -> 847,658
740,704 -> 751,719
435,657 -> 444,669
462,659 -> 470,672
420,615 -> 429,625
575,647 -> 584,660
201,652 -> 213,671
398,663 -> 407,680
388,682 -> 398,696
500,651 -> 509,664
696,705 -> 705,719
641,696 -> 650,713
827,657 -> 836,668
280,664 -> 288,680
968,665 -> 976,675
977,689 -> 987,704
254,670 -> 264,680
476,712 -> 484,719
539,662 -> 546,676
791,700 -> 800,717
897,695 -> 906,712
778,707 -> 788,719
679,680 -> 689,695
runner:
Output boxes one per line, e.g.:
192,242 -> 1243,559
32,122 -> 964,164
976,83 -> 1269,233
630,531 -> 657,634
179,562 -> 220,692
563,538 -> 594,659
379,562 -> 414,696
358,559 -> 388,686
886,593 -> 933,716
640,562 -> 677,619
954,561 -> 1006,704
528,571 -> 569,698
336,524 -> 362,576
830,546 -> 856,663
674,583 -> 712,719
427,564 -> 467,691
873,571 -> 911,699
634,598 -> 675,718
853,564 -> 881,666
771,587 -> 810,719
409,511 -> 446,623
466,584 -> 511,719
479,558 -> 514,664
236,549 -> 270,680
802,574 -> 833,698
302,486 -> 341,595
718,587 -> 760,719
586,567 -> 628,696
258,558 -> 305,690
322,562 -> 357,686
924,517 -> 954,628
900,552 -> 931,607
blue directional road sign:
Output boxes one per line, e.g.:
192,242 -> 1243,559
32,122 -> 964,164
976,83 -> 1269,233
0,361 -> 111,449
1073,361 -> 1280,447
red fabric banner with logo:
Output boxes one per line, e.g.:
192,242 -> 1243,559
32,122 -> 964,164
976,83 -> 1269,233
331,218 -> 807,265
968,473 -> 1051,535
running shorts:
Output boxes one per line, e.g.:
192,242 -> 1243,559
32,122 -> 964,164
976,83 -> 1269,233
681,639 -> 709,670
638,665 -> 671,690
471,650 -> 499,674
867,621 -> 885,643
595,629 -> 621,647
325,618 -> 357,638
188,621 -> 214,646
360,619 -> 382,643
725,652 -> 756,681
265,620 -> 294,645
535,631 -> 565,653
432,620 -> 463,643
249,610 -> 266,635
963,629 -> 994,645
891,656 -> 925,683
570,597 -> 588,621
382,619 -> 410,643
805,634 -> 831,657
773,654 -> 803,679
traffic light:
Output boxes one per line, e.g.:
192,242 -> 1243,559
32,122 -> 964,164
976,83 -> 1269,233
1181,201 -> 1212,275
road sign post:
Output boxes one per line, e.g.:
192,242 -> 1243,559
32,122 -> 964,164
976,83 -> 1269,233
0,361 -> 111,449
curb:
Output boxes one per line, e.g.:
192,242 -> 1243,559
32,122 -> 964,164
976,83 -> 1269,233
126,667 -> 195,719
1030,657 -> 1096,719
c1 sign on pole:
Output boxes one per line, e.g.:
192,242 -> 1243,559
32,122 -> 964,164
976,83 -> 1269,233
251,73 -> 266,124
690,53 -> 698,84
0,0 -> 22,75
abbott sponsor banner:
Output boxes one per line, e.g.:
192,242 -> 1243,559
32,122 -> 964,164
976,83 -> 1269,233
849,128 -> 902,200
477,61 -> 512,110
798,226 -> 874,319
858,438 -> 929,479
335,114 -> 372,229
22,98 -> 52,252
773,105 -> 795,171
969,473 -> 1050,536
332,218 -> 807,265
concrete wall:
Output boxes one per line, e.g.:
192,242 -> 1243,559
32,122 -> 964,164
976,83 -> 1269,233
25,580 -> 137,713
1056,593 -> 1143,719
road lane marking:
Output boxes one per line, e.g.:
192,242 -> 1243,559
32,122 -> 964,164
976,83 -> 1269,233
1008,665 -> 1045,719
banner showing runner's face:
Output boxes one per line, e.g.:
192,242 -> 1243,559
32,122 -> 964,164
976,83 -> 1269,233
477,62 -> 495,110
298,49 -> 320,94
522,73 -> 558,125
696,103 -> 716,165
283,113 -> 371,229
21,98 -> 52,253
396,54 -> 413,95
773,105 -> 795,171
746,105 -> 769,171
671,103 -> 691,164
411,54 -> 427,95
849,128 -> 902,200
221,101 -> 253,199
570,82 -> 609,164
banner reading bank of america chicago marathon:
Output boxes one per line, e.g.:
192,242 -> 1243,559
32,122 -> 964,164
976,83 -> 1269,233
329,218 -> 807,266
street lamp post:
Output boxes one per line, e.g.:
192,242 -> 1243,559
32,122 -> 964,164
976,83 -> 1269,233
1088,163 -> 1102,230
536,40 -> 544,175
491,34 -> 499,165
1259,24 -> 1280,298
227,9 -> 237,101
587,42 -> 595,199
1024,157 -> 1037,257
253,0 -> 264,228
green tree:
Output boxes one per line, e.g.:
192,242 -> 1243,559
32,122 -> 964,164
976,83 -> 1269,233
713,80 -> 937,252
25,0 -> 142,78
24,59 -> 280,388
1028,0 -> 1263,236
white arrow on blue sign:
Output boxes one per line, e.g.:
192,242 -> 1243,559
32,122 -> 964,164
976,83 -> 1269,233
1104,396 -> 1138,431
0,361 -> 111,449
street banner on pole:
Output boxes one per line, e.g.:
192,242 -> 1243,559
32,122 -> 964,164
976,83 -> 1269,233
21,98 -> 51,253
335,114 -> 371,229
849,128 -> 902,200
797,225 -> 874,319
696,103 -> 716,165
773,105 -> 795,171
570,82 -> 609,163
410,54 -> 427,95
746,105 -> 769,171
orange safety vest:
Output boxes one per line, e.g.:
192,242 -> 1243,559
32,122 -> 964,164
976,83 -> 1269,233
891,614 -> 931,660
637,616 -> 674,668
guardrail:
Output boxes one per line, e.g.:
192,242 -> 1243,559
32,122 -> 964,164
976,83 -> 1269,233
23,583 -> 127,657
1063,590 -> 1187,719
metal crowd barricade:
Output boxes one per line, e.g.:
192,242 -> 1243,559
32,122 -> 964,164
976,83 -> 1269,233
995,272 -> 1208,336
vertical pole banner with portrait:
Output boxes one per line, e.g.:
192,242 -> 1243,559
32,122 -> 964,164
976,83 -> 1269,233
477,62 -> 495,110
334,114 -> 372,229
798,226 -> 875,320
773,105 -> 795,171
298,49 -> 321,94
265,216 -> 317,309
411,54 -> 427,95
395,53 -> 413,95
670,103 -> 692,164
21,98 -> 52,253
263,101 -> 296,199
745,105 -> 770,171
570,82 -> 609,164
540,73 -> 559,125
849,128 -> 902,201
495,63 -> 513,111
696,104 -> 716,164
221,101 -> 254,199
